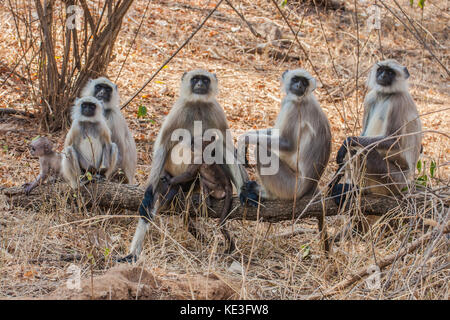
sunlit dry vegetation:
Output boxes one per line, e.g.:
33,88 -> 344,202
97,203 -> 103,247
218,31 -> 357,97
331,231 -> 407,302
0,0 -> 448,299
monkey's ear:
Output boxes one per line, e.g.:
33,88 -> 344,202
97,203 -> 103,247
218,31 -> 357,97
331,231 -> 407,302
403,67 -> 410,79
282,70 -> 289,80
181,72 -> 187,81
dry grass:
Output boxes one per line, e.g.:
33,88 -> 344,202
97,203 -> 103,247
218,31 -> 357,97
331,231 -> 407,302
0,0 -> 448,299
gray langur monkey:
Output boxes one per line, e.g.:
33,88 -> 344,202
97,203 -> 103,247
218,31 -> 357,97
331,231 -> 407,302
22,137 -> 62,194
62,96 -> 119,188
331,59 -> 422,204
163,138 -> 235,253
118,69 -> 258,262
240,69 -> 332,200
81,77 -> 137,184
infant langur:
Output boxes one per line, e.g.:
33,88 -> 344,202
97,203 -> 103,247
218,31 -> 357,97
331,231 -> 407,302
22,137 -> 62,194
162,138 -> 235,253
62,96 -> 118,188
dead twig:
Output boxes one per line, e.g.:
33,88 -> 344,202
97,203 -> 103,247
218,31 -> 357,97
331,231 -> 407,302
306,222 -> 450,300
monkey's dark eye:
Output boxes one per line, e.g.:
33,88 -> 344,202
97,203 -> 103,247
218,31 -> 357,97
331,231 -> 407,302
82,102 -> 96,108
31,147 -> 35,151
95,84 -> 112,92
192,76 -> 210,85
292,76 -> 309,87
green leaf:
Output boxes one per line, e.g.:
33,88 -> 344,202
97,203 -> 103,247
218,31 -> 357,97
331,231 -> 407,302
416,174 -> 428,187
104,247 -> 110,257
2,145 -> 8,152
31,135 -> 41,142
418,0 -> 425,9
137,105 -> 147,118
416,159 -> 422,172
281,0 -> 287,8
301,244 -> 310,259
410,0 -> 414,7
417,175 -> 428,182
86,171 -> 93,181
430,160 -> 436,178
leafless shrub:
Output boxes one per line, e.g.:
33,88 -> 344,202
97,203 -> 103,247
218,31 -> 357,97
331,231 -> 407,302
6,0 -> 134,131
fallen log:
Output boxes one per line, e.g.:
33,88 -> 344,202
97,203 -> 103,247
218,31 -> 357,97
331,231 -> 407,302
1,181 -> 402,222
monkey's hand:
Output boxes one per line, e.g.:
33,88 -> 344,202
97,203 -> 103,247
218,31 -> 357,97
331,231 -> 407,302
22,182 -> 35,195
239,180 -> 260,207
336,137 -> 354,166
160,176 -> 170,185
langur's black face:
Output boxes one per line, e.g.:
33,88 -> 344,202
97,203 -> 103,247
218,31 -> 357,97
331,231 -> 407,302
190,75 -> 211,95
376,66 -> 396,87
81,102 -> 97,117
289,76 -> 310,96
94,83 -> 113,102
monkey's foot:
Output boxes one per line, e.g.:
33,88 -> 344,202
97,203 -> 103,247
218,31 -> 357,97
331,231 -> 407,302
22,183 -> 33,195
116,254 -> 137,263
331,183 -> 354,206
239,181 -> 261,207
99,167 -> 108,176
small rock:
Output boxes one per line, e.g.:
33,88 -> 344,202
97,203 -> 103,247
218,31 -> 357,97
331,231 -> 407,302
228,261 -> 243,274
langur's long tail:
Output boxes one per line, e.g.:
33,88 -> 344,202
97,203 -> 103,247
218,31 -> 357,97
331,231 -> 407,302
139,186 -> 154,221
327,164 -> 357,207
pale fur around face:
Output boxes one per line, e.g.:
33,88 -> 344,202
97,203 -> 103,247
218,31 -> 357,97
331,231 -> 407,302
281,69 -> 316,99
179,69 -> 218,103
71,96 -> 105,123
80,77 -> 120,111
367,59 -> 409,94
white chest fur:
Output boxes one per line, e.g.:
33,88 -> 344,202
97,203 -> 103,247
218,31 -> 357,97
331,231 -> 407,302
79,136 -> 103,168
362,101 -> 389,137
